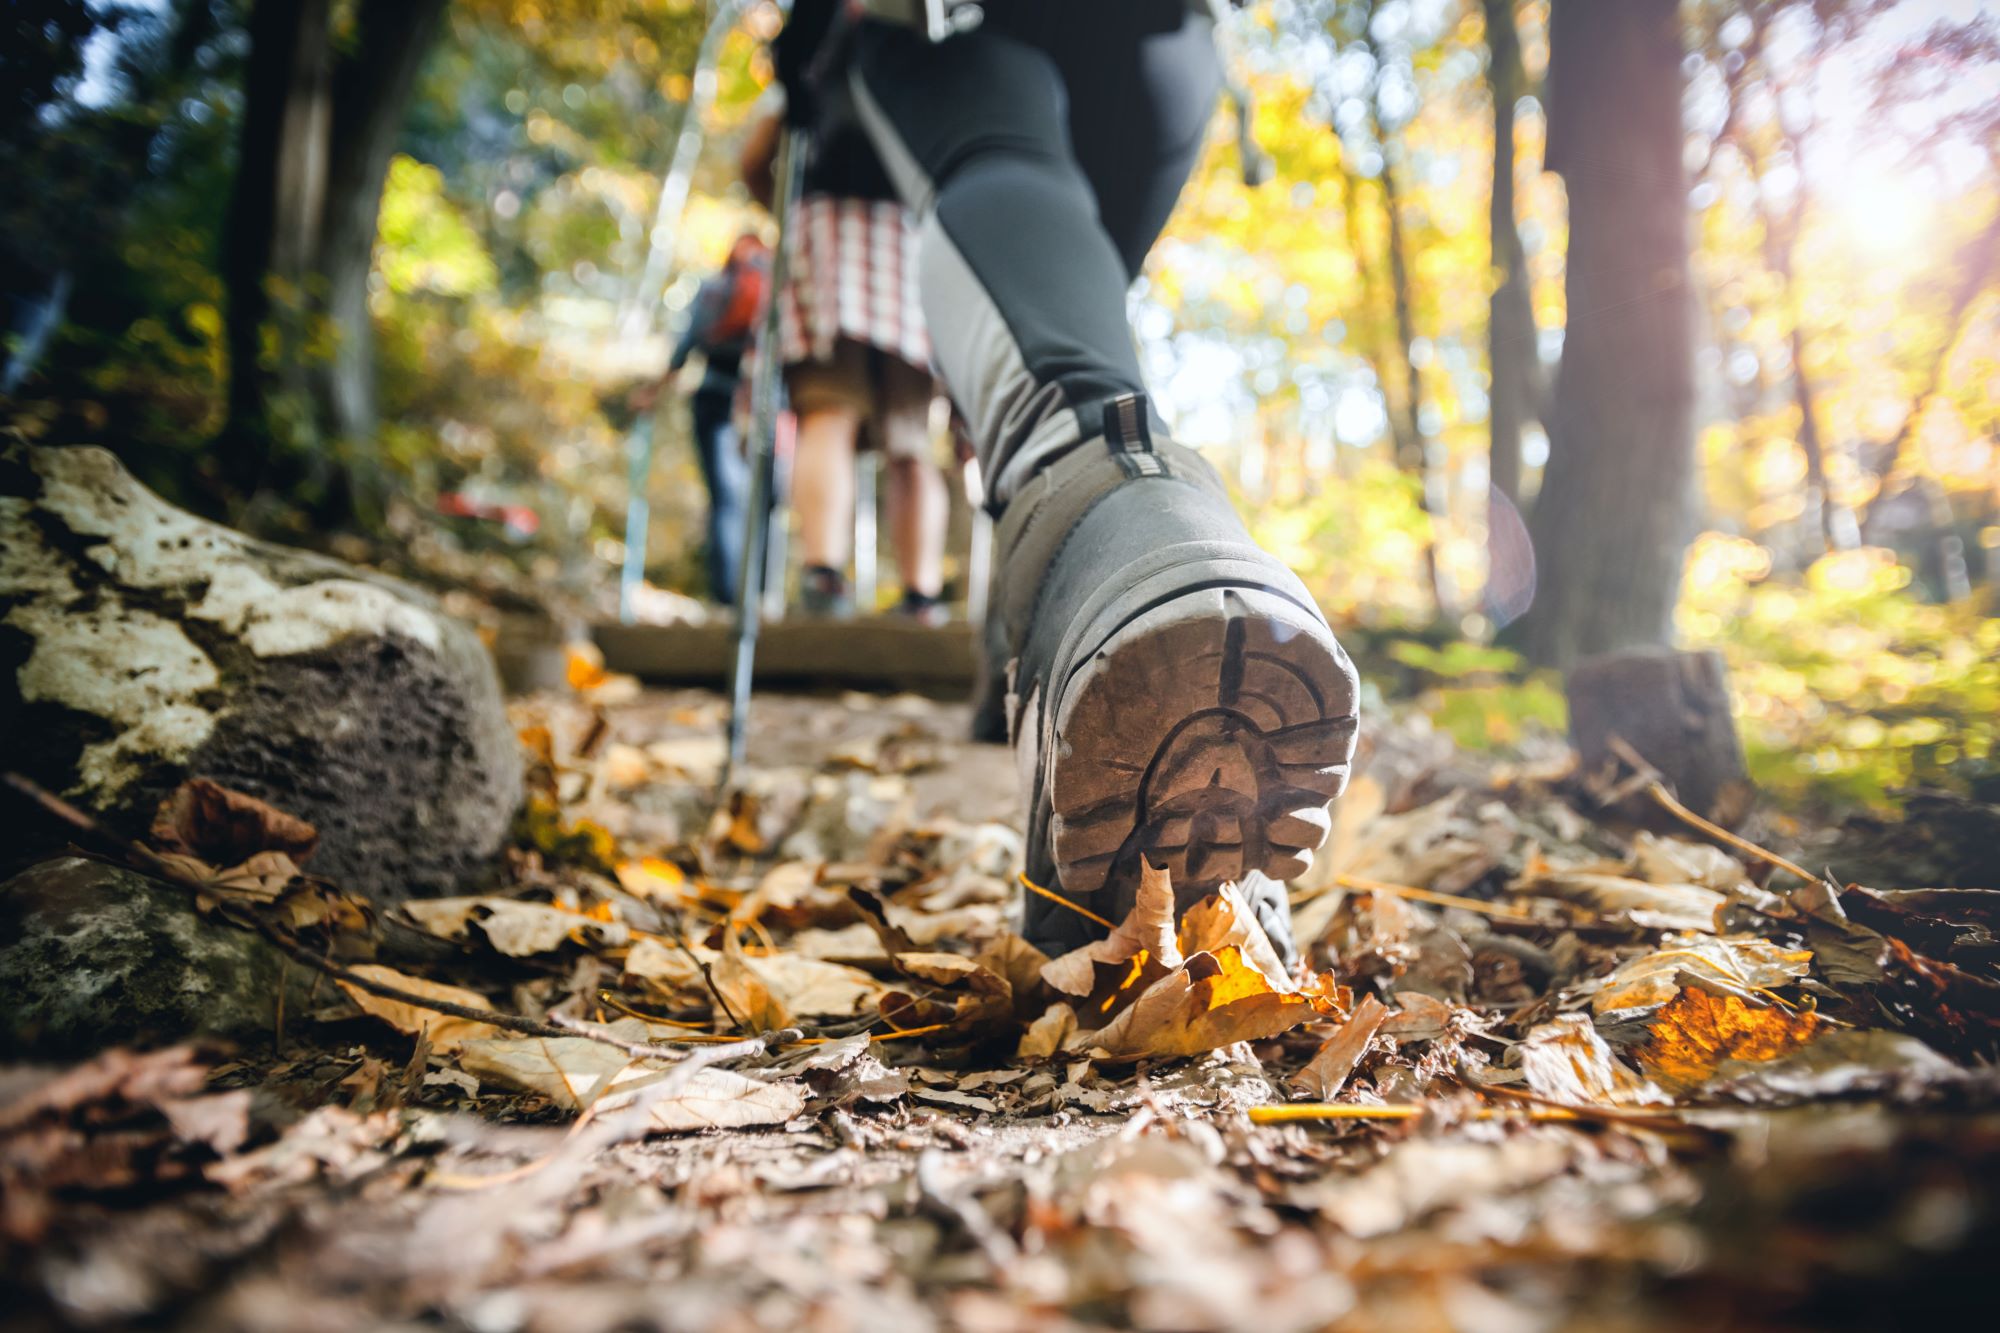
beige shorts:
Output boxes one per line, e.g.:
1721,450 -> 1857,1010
786,338 -> 939,462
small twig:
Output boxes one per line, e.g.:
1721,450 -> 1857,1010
1335,873 -> 1540,923
1642,780 -> 1818,885
1594,738 -> 1820,885
1248,1102 -> 1578,1124
1017,871 -> 1114,930
666,905 -> 746,1033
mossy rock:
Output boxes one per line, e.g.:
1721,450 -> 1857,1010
0,857 -> 315,1059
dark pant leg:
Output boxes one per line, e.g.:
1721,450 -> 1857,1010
849,8 -> 1218,503
691,389 -> 746,604
1024,4 -> 1223,279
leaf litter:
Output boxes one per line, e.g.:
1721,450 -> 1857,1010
5,686 -> 2000,1329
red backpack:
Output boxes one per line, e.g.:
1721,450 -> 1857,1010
706,245 -> 770,344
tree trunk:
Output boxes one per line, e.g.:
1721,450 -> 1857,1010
311,0 -> 450,462
1567,647 -> 1751,830
220,0 -> 445,517
221,0 -> 333,490
1517,0 -> 1695,670
1482,0 -> 1539,508
1366,16 -> 1449,618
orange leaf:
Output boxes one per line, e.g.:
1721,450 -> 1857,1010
1635,986 -> 1821,1093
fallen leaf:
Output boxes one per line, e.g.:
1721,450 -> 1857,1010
457,1037 -> 640,1111
1377,991 -> 1458,1041
1516,869 -> 1725,933
1041,858 -> 1181,1000
205,850 -> 303,903
607,1067 -> 807,1133
1515,1014 -> 1668,1106
1071,945 -> 1339,1061
1178,884 -> 1294,988
1290,994 -> 1390,1099
1634,985 -> 1821,1094
1587,934 -> 1812,1016
335,964 -> 499,1053
615,857 -> 694,904
1704,1029 -> 1966,1103
400,897 -> 628,956
713,929 -> 793,1031
151,778 -> 319,865
733,949 -> 887,1020
1018,1003 -> 1078,1060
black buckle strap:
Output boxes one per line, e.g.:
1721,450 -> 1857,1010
1103,393 -> 1165,477
1103,393 -> 1153,453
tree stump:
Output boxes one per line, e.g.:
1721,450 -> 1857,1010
1566,647 -> 1752,829
1,444 -> 522,903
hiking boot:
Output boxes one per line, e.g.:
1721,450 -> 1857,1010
1004,395 -> 1360,967
799,564 -> 853,617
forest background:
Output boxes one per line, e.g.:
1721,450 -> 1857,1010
6,0 -> 1998,813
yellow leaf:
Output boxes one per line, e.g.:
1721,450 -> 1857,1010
616,857 -> 692,903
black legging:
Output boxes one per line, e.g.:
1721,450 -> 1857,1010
848,0 -> 1221,504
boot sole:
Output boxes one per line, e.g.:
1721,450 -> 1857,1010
1045,584 -> 1359,905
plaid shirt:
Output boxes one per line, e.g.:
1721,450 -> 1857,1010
775,193 -> 931,373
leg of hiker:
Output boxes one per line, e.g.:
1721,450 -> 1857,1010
873,349 -> 947,620
850,3 -> 1360,960
787,387 -> 860,615
690,387 -> 747,606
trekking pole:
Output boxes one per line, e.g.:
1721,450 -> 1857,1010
617,412 -> 658,624
720,126 -> 806,791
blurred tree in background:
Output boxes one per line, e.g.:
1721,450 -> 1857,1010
4,0 -> 1997,806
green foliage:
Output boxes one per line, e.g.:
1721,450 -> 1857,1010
376,157 -> 499,298
1681,535 -> 2000,808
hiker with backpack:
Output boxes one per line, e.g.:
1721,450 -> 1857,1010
633,232 -> 768,606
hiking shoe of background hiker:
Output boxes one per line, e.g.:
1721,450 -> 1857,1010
799,564 -> 854,618
1004,395 -> 1360,967
894,588 -> 949,627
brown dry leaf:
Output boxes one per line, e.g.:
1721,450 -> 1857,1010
151,777 -> 319,865
586,1067 -> 807,1134
729,946 -> 887,1020
1630,832 -> 1748,892
205,850 -> 302,904
1018,1003 -> 1078,1060
335,964 -> 499,1053
1588,934 -> 1813,1016
713,929 -> 794,1031
976,932 -> 1054,1017
1071,945 -> 1338,1060
1516,1014 -> 1669,1106
1179,884 -> 1297,983
623,936 -> 718,991
1377,990 -> 1458,1041
1634,985 -> 1822,1094
1515,868 -> 1725,933
401,897 -> 627,956
1290,993 -> 1390,1099
599,742 -> 652,790
457,1037 -> 641,1111
1040,858 -> 1181,1003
